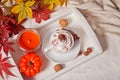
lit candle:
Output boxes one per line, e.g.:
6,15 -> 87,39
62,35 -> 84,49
17,29 -> 41,51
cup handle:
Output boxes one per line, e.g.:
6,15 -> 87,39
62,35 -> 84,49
44,47 -> 52,53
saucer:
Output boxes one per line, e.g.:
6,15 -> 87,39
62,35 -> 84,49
42,28 -> 80,63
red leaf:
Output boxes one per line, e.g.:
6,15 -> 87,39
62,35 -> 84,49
2,57 -> 10,62
3,46 -> 9,56
0,46 -> 2,51
5,42 -> 15,52
40,13 -> 50,20
0,53 -> 16,79
35,13 -> 41,23
0,53 -> 2,61
0,17 -> 16,56
0,70 -> 4,79
0,15 -> 25,36
2,62 -> 15,68
32,2 -> 52,23
6,42 -> 14,45
0,39 -> 15,56
2,67 -> 16,77
6,15 -> 25,35
0,26 -> 9,40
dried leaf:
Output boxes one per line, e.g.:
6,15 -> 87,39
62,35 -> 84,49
60,0 -> 68,6
2,6 -> 13,15
0,25 -> 15,56
11,1 -> 35,23
11,5 -> 22,14
0,8 -> 3,18
1,0 -> 8,5
10,0 -> 14,5
1,40 -> 15,56
2,57 -> 10,62
1,0 -> 14,5
26,0 -> 35,6
2,66 -> 16,77
0,70 -> 4,79
43,0 -> 61,10
0,53 -> 16,79
3,62 -> 15,67
0,46 -> 2,51
0,25 -> 9,40
0,15 -> 25,36
6,15 -> 25,35
33,2 -> 52,23
0,54 -> 1,61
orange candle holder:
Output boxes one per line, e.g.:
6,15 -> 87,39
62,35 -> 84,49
17,29 -> 41,52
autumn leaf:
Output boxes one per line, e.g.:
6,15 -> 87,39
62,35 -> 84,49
3,15 -> 25,35
1,0 -> 14,5
8,20 -> 25,35
16,0 -> 36,3
0,8 -> 3,18
33,1 -> 52,23
43,0 -> 61,10
0,39 -> 15,56
0,18 -> 15,56
0,53 -> 16,79
11,1 -> 35,23
10,0 -> 14,5
0,16 -> 16,27
60,0 -> 68,6
0,25 -> 10,40
1,0 -> 8,5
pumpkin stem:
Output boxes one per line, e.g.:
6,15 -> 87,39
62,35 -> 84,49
28,61 -> 33,67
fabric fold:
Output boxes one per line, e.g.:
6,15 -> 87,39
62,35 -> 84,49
69,0 -> 120,39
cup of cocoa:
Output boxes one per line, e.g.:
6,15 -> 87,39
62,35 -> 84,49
49,29 -> 74,53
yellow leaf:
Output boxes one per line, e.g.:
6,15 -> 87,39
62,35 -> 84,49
43,0 -> 61,10
16,0 -> 23,3
60,0 -> 68,6
54,0 -> 61,5
18,9 -> 27,23
65,0 -> 68,6
11,5 -> 22,14
43,0 -> 50,4
15,1 -> 24,5
11,1 -> 34,23
48,2 -> 54,10
25,6 -> 32,18
25,1 -> 35,7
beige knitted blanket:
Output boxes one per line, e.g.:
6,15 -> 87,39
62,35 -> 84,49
70,0 -> 120,38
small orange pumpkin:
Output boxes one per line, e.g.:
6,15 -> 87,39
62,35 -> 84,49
19,52 -> 42,76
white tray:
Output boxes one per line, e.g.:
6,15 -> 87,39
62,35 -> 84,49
10,7 -> 103,80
